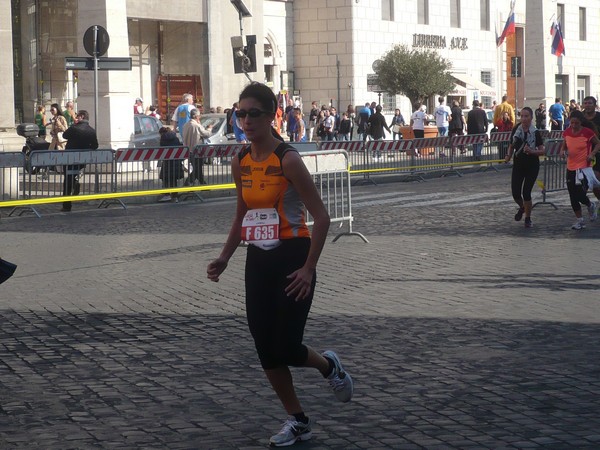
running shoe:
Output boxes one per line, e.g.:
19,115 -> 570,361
158,195 -> 172,202
322,350 -> 353,403
269,417 -> 312,447
588,201 -> 597,221
571,219 -> 585,230
524,217 -> 533,228
514,207 -> 525,221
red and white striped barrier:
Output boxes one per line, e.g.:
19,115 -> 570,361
412,136 -> 450,149
319,141 -> 364,152
545,139 -> 563,157
451,134 -> 487,146
366,139 -> 414,153
116,146 -> 189,163
489,131 -> 512,143
192,144 -> 246,158
549,130 -> 563,139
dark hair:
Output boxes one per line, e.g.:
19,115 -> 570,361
375,105 -> 382,113
77,110 -> 89,121
50,103 -> 63,115
520,106 -> 533,117
569,109 -> 598,133
160,130 -> 181,146
159,126 -> 172,135
239,82 -> 277,113
583,96 -> 597,106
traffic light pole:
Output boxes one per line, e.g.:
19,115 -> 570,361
93,25 -> 99,132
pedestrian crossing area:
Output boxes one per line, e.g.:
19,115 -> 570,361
351,190 -> 571,209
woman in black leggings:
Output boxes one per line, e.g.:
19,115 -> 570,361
207,83 -> 353,447
504,107 -> 545,228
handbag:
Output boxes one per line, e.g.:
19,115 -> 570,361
57,132 -> 67,143
392,124 -> 402,134
0,258 -> 17,284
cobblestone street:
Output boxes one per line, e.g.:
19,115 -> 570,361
1,169 -> 600,449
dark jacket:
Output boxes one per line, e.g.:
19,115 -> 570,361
62,120 -> 98,171
63,120 -> 99,151
368,112 -> 391,140
466,107 -> 488,135
159,131 -> 184,183
449,106 -> 464,131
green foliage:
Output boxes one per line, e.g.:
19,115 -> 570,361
376,45 -> 456,110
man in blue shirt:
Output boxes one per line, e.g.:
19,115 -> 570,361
171,93 -> 196,135
548,97 -> 566,131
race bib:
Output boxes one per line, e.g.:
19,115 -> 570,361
241,208 -> 281,250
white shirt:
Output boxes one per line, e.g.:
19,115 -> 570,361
434,105 -> 451,127
411,111 -> 427,130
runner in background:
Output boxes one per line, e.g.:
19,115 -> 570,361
504,107 -> 544,228
560,109 -> 600,230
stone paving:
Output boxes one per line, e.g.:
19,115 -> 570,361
1,169 -> 600,449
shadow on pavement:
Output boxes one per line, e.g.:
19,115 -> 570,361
1,311 -> 599,449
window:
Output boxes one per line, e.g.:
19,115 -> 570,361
577,76 -> 589,105
418,0 -> 429,25
480,71 -> 493,108
381,93 -> 397,114
555,75 -> 568,102
450,0 -> 461,28
579,7 -> 586,41
480,0 -> 490,31
382,0 -> 394,21
557,3 -> 565,37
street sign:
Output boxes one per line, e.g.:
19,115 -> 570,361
511,56 -> 522,78
367,73 -> 381,93
65,57 -> 132,71
83,25 -> 110,57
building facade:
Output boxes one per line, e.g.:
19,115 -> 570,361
1,0 -> 599,148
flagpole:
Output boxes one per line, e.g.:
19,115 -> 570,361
514,0 -> 518,117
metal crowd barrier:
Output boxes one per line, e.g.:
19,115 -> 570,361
534,139 -> 565,210
191,143 -> 245,190
0,152 -> 25,200
300,149 -> 367,243
112,146 -> 190,206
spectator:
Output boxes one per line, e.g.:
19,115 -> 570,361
467,100 -> 488,161
535,103 -> 546,130
60,110 -> 98,212
389,109 -> 405,141
147,105 -> 161,120
307,101 -> 319,141
171,93 -> 195,134
337,112 -> 352,141
449,100 -> 465,147
493,95 -> 516,126
63,101 -> 77,127
322,109 -> 335,141
291,108 -> 307,142
48,103 -> 68,150
158,128 -> 185,203
496,110 -> 514,159
434,97 -> 451,137
133,97 -> 144,114
411,104 -> 427,139
182,108 -> 212,186
35,105 -> 47,138
357,103 -> 371,142
548,97 -> 566,131
345,104 -> 355,140
368,105 -> 391,159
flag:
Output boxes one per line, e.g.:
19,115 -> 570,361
550,21 -> 565,57
496,1 -> 516,47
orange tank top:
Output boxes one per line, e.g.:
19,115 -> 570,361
238,143 -> 310,239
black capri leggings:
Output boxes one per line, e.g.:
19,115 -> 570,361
566,169 -> 591,213
511,159 -> 539,203
245,238 -> 316,370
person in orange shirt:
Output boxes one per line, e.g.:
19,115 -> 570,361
207,82 -> 353,447
560,110 -> 600,229
274,106 -> 283,135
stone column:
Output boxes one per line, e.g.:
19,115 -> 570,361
525,0 -> 554,110
77,0 -> 132,148
0,0 -> 16,130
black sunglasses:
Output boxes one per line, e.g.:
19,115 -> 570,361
236,108 -> 273,119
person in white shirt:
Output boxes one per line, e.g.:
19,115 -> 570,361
434,97 -> 451,137
411,104 -> 427,139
